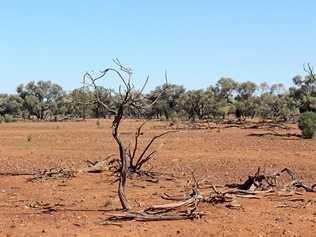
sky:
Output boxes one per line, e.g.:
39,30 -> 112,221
1,0 -> 316,93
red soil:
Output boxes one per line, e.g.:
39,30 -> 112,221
0,120 -> 315,236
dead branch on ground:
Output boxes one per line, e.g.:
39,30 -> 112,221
0,168 -> 75,181
168,120 -> 292,132
226,167 -> 316,193
248,132 -> 301,138
28,168 -> 75,181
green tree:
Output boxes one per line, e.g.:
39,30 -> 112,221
0,94 -> 24,118
92,86 -> 114,118
17,81 -> 65,120
215,77 -> 238,104
66,88 -> 94,119
256,82 -> 298,121
147,84 -> 185,120
179,89 -> 214,120
290,64 -> 316,113
234,81 -> 258,120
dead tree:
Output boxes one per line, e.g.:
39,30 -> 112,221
84,59 -> 168,210
304,63 -> 316,81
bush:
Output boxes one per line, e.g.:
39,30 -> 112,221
159,115 -> 167,121
3,114 -> 16,123
169,111 -> 179,122
298,112 -> 316,139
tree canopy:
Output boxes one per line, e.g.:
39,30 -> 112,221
1,65 -> 315,123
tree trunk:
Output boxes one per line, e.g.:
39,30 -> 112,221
112,108 -> 130,210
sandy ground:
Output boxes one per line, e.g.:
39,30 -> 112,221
0,119 -> 315,237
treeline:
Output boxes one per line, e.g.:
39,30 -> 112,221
0,73 -> 315,122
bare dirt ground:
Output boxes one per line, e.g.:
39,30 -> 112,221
0,119 -> 315,237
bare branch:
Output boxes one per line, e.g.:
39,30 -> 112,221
140,75 -> 150,94
84,72 -> 116,114
143,70 -> 169,109
134,130 -> 177,169
135,151 -> 158,170
130,122 -> 146,165
304,63 -> 316,81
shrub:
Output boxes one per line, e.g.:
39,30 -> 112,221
298,112 -> 316,139
3,114 -> 16,123
169,111 -> 179,123
159,115 -> 167,121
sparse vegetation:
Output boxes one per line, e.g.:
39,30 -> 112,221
0,61 -> 315,235
2,0 -> 316,235
0,114 -> 16,123
0,64 -> 314,125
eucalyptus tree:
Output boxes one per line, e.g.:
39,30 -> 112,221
290,64 -> 316,113
179,89 -> 213,120
215,77 -> 238,104
147,83 -> 185,120
234,81 -> 258,120
17,81 -> 65,120
0,94 -> 23,118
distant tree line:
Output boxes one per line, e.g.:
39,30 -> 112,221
0,69 -> 315,123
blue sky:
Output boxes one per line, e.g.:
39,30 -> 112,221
1,1 -> 316,93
